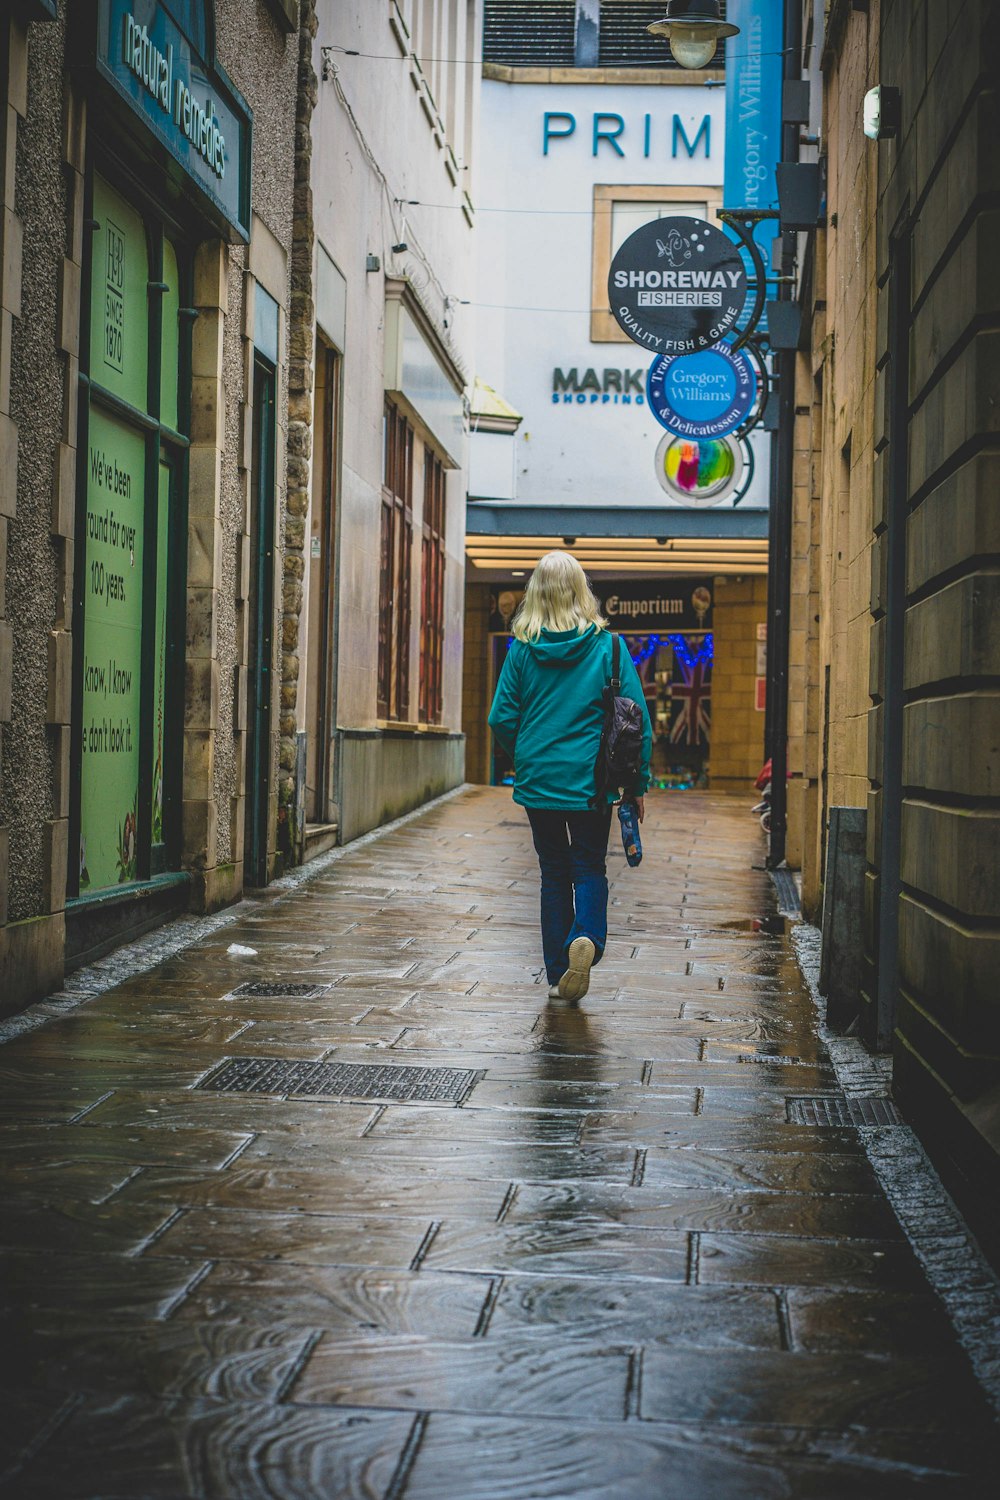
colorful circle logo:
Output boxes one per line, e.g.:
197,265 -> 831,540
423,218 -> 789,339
654,434 -> 745,506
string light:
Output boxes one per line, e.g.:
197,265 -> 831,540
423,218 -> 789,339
666,633 -> 714,669
629,634 -> 663,667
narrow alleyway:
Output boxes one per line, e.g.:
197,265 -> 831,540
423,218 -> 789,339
1,788 -> 995,1497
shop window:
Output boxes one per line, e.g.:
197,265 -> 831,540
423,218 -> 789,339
591,183 -> 722,342
420,452 -> 447,724
73,172 -> 189,898
378,402 -> 414,721
305,341 -> 342,823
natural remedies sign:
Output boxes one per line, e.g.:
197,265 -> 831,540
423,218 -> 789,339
95,0 -> 251,238
607,217 -> 747,354
80,408 -> 144,891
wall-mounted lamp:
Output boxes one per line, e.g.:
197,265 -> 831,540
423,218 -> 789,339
863,85 -> 901,140
366,253 -> 381,273
646,0 -> 739,71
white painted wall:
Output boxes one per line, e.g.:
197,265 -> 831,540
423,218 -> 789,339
473,77 -> 770,509
307,1 -> 482,735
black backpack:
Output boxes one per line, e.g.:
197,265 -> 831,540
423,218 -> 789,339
591,634 -> 644,806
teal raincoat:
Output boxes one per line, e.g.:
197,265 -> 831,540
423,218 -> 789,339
488,625 -> 653,810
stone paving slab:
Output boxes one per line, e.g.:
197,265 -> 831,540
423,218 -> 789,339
287,1333 -> 632,1419
4,1395 -> 413,1500
175,1264 -> 495,1338
487,1277 -> 785,1350
1,788 -> 996,1496
397,1412 -> 977,1500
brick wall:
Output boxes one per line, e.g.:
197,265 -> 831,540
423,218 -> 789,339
709,576 -> 768,786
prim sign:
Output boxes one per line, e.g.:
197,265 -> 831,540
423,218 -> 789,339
608,217 -> 747,354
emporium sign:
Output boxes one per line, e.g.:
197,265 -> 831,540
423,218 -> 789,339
596,580 -> 714,632
646,341 -> 757,439
95,0 -> 251,239
488,579 -> 713,634
607,217 -> 747,354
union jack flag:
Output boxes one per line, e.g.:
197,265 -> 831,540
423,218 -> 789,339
669,639 -> 712,747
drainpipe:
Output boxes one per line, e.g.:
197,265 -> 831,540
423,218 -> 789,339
764,0 -> 803,869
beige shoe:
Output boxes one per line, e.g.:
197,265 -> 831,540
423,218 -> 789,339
558,937 -> 595,1002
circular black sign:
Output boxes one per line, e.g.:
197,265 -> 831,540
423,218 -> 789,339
607,216 -> 748,355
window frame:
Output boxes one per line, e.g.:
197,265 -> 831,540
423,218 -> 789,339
419,450 -> 447,725
590,183 -> 723,343
378,401 -> 415,722
69,162 -> 192,901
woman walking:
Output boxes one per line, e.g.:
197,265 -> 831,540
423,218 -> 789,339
488,552 -> 652,1002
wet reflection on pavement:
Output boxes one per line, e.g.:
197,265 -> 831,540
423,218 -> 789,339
0,788 -> 995,1496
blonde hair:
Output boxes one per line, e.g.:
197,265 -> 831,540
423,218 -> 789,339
512,551 -> 607,642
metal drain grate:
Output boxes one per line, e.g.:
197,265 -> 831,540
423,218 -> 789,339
739,1053 -> 803,1066
787,1095 -> 903,1127
230,982 -> 329,999
200,1056 -> 480,1104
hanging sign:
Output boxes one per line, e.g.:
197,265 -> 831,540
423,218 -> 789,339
725,0 -> 783,321
607,217 -> 747,355
654,433 -> 748,507
94,0 -> 252,240
646,341 -> 757,439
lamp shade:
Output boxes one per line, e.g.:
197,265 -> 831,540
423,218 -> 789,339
646,1 -> 740,40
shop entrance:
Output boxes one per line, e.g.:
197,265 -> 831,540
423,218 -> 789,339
71,171 -> 188,899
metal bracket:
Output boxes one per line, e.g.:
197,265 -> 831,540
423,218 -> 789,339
736,336 -> 771,439
718,209 -> 781,350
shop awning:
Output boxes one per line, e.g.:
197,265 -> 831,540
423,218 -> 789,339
465,504 -> 769,575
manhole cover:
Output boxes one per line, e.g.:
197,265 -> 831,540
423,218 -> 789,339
230,982 -> 329,998
200,1056 -> 480,1104
786,1095 -> 902,1127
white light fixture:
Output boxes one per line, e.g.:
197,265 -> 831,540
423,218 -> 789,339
646,0 -> 739,71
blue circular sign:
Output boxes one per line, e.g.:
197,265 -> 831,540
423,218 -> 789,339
646,341 -> 757,439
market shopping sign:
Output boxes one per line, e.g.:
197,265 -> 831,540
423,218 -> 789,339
607,217 -> 748,354
646,340 -> 757,440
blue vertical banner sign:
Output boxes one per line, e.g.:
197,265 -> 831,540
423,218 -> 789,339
723,0 -> 784,325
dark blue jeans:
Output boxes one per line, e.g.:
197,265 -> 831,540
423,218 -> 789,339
526,807 -> 613,986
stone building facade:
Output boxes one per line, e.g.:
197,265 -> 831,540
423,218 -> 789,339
787,0 -> 1000,1259
0,0 -> 300,1013
281,0 -> 480,857
786,0 -> 879,916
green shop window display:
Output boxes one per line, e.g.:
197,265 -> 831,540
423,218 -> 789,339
71,172 -> 190,898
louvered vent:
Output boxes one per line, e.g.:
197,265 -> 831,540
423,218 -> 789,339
599,1 -> 727,67
484,1 -> 728,70
483,1 -> 577,66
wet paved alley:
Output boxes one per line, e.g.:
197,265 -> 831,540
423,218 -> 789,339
1,788 -> 997,1497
